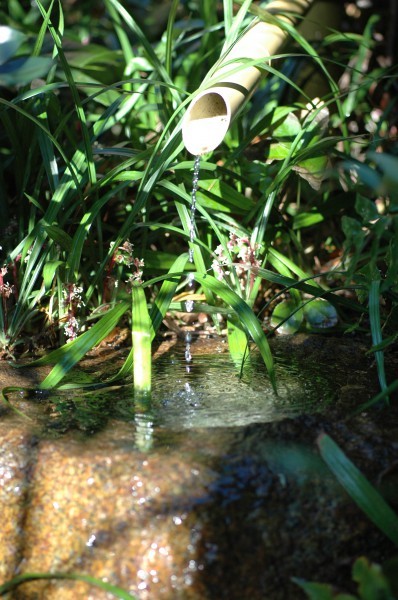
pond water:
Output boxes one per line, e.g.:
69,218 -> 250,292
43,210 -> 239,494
30,339 -> 334,443
0,335 -> 395,599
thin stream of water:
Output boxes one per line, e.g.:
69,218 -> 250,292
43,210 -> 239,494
188,155 -> 201,263
185,155 -> 201,369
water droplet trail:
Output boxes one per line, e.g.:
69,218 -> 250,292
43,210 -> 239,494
188,155 -> 201,263
185,156 -> 201,372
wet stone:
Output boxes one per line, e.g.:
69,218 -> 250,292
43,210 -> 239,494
0,334 -> 396,598
0,419 -> 36,584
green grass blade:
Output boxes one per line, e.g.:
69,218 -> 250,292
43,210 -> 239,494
0,572 -> 137,599
30,302 -> 129,389
194,272 -> 276,390
132,284 -> 151,396
105,257 -> 189,385
165,0 -> 180,76
369,278 -> 388,398
255,267 -> 364,313
222,0 -> 234,37
105,0 -> 180,103
222,0 -> 255,51
35,0 -> 97,186
351,378 -> 398,414
318,433 -> 398,547
149,253 -> 188,336
268,248 -> 322,289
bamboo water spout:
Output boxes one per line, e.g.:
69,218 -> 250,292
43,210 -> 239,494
182,0 -> 314,155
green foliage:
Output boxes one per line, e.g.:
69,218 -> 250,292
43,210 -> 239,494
0,25 -> 53,86
0,0 -> 395,400
318,434 -> 398,547
294,556 -> 396,600
295,433 -> 398,599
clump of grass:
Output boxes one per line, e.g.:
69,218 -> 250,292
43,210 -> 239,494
0,0 -> 395,402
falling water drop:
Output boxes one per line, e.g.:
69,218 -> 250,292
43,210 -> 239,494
185,332 -> 192,363
185,299 -> 194,313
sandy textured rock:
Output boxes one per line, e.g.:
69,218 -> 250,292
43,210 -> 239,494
0,419 -> 35,585
16,423 -> 217,599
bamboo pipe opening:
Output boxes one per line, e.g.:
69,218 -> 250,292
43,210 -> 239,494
182,0 -> 314,155
182,90 -> 230,156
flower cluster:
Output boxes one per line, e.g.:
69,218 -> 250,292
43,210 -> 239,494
0,267 -> 15,299
109,240 -> 145,285
62,283 -> 85,309
126,257 -> 145,284
62,283 -> 85,342
212,233 -> 260,287
63,315 -> 79,342
111,240 -> 135,266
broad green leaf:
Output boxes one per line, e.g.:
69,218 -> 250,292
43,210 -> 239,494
106,256 -> 189,385
149,253 -> 188,336
318,434 -> 398,547
352,557 -> 394,600
0,26 -> 26,65
266,142 -> 293,161
268,247 -> 322,289
227,319 -> 249,366
44,225 -> 73,252
0,56 -> 53,86
355,195 -> 379,223
293,211 -> 324,229
272,111 -> 301,138
303,299 -> 338,329
270,299 -> 303,334
197,179 -> 254,213
43,261 -> 64,289
292,578 -> 356,600
368,152 -> 398,187
292,155 -> 328,190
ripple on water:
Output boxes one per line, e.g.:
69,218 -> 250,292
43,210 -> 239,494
149,343 -> 334,430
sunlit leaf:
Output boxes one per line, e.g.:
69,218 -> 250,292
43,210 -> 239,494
292,155 -> 328,190
303,299 -> 338,329
194,272 -> 276,390
132,284 -> 151,396
0,56 -> 53,86
0,26 -> 26,65
270,299 -> 303,334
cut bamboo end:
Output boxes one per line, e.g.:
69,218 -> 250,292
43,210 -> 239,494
182,0 -> 314,155
182,90 -> 230,155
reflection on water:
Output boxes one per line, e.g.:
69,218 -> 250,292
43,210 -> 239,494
34,340 -> 334,441
150,343 -> 333,429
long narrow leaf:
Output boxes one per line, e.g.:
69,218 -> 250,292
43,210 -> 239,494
194,272 -> 276,390
0,572 -> 137,599
369,278 -> 388,397
132,285 -> 151,396
149,253 -> 188,336
318,434 -> 398,547
35,0 -> 97,186
27,302 -> 129,389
